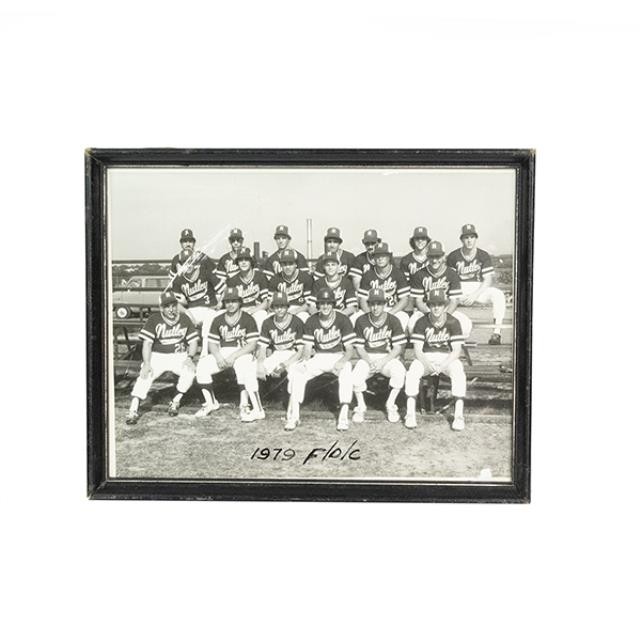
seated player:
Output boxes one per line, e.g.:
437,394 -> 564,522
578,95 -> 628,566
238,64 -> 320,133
216,227 -> 245,282
399,226 -> 431,280
125,292 -> 199,425
447,223 -> 506,345
256,292 -> 305,391
262,224 -> 309,279
195,286 -> 264,422
310,251 -> 358,318
226,247 -> 270,330
313,227 -> 356,280
408,240 -> 472,337
286,288 -> 355,431
352,288 -> 406,424
404,289 -> 466,431
169,228 -> 213,279
357,242 -> 410,331
350,228 -> 381,291
172,248 -> 225,345
268,248 -> 314,322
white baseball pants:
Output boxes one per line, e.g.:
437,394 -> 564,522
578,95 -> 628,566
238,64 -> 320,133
352,354 -> 406,393
289,354 -> 353,404
196,347 -> 258,392
404,353 -> 467,398
408,310 -> 472,338
263,349 -> 296,375
131,352 -> 195,400
460,282 -> 506,326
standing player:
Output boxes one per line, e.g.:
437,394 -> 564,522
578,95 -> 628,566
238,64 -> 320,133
256,292 -> 305,388
358,242 -> 411,331
310,252 -> 358,317
408,240 -> 472,337
399,226 -> 431,281
171,248 -> 225,345
350,228 -> 381,291
226,247 -> 270,330
352,288 -> 406,424
313,227 -> 356,280
268,249 -> 314,322
262,224 -> 309,279
447,223 -> 506,345
216,227 -> 246,282
195,286 -> 264,422
404,289 -> 466,431
169,228 -> 203,279
125,291 -> 199,425
286,288 -> 355,431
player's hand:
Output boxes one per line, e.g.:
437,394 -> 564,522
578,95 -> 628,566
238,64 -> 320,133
141,363 -> 152,379
369,360 -> 380,374
216,356 -> 229,369
183,358 -> 196,374
271,363 -> 286,376
333,360 -> 345,375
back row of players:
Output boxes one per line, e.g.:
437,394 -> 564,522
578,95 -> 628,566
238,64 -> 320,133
124,224 -> 507,431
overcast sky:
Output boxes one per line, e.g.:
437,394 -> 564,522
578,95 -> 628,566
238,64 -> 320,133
108,167 -> 516,261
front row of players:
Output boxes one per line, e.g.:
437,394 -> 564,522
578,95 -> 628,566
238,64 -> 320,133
125,286 -> 467,432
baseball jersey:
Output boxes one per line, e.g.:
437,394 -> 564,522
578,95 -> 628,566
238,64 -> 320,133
139,311 -> 198,354
227,270 -> 270,307
400,252 -> 429,280
172,262 -> 225,308
215,250 -> 242,281
354,313 -> 405,354
313,249 -> 356,280
410,266 -> 462,300
310,277 -> 357,311
303,312 -> 356,353
269,270 -> 313,306
446,248 -> 494,283
411,313 -> 464,353
262,249 -> 309,279
259,314 -> 305,352
169,252 -> 214,279
209,311 -> 259,348
350,251 -> 376,279
358,267 -> 410,308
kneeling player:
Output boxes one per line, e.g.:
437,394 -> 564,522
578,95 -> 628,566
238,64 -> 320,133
404,289 -> 466,431
352,288 -> 406,423
195,286 -> 264,422
256,292 -> 305,387
125,292 -> 199,425
286,288 -> 355,431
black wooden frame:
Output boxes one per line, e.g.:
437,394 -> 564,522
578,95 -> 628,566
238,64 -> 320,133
86,148 -> 534,502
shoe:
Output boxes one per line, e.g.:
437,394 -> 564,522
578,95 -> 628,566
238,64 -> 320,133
254,409 -> 266,420
125,411 -> 139,425
284,418 -> 299,431
489,333 -> 501,345
404,413 -> 417,429
240,405 -> 256,422
195,401 -> 220,418
452,416 -> 465,431
386,404 -> 400,423
337,416 -> 349,431
352,407 -> 366,423
167,401 -> 179,417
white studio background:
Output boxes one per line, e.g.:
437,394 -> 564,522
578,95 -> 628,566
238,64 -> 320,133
1,2 -> 637,640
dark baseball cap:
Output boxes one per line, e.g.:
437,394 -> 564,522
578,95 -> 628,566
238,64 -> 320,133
412,226 -> 430,239
180,228 -> 195,241
280,249 -> 297,264
362,229 -> 380,244
229,228 -> 243,240
321,251 -> 340,264
223,286 -> 243,302
460,223 -> 478,238
274,225 -> 291,238
234,247 -> 254,263
373,242 -> 392,256
316,287 -> 336,304
426,289 -> 447,305
271,292 -> 289,307
324,227 -> 342,242
427,240 -> 445,256
368,287 -> 386,304
159,291 -> 178,306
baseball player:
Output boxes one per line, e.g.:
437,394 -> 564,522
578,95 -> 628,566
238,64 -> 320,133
313,227 -> 356,280
310,252 -> 358,317
262,224 -> 309,279
268,248 -> 314,322
357,242 -> 411,331
408,240 -> 472,337
404,289 -> 466,430
226,247 -> 270,330
350,228 -> 381,291
256,292 -> 305,387
169,228 -> 212,279
195,286 -> 264,422
352,288 -> 407,424
286,288 -> 355,431
215,227 -> 246,282
171,248 -> 226,345
125,291 -> 199,425
399,226 -> 431,280
446,224 -> 506,345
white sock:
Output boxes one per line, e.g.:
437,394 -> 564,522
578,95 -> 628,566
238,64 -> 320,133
249,391 -> 263,412
355,391 -> 366,411
406,396 -> 416,416
172,392 -> 183,405
454,398 -> 464,419
201,387 -> 215,406
288,400 -> 300,421
339,404 -> 349,421
240,389 -> 249,408
129,397 -> 140,413
387,388 -> 400,407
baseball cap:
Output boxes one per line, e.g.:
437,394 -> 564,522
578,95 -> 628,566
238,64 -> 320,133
324,227 -> 342,242
234,247 -> 254,263
412,226 -> 430,239
460,223 -> 478,238
427,240 -> 445,256
180,228 -> 195,241
280,249 -> 297,264
316,287 -> 336,304
274,224 -> 291,238
362,229 -> 380,244
321,251 -> 340,264
159,291 -> 178,306
229,228 -> 243,240
271,292 -> 289,307
368,287 -> 386,304
426,289 -> 447,305
372,242 -> 392,256
223,286 -> 243,302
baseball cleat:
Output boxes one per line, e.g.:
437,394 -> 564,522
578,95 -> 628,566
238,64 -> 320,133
352,407 -> 366,423
404,413 -> 417,429
386,404 -> 400,423
167,401 -> 180,417
336,416 -> 349,431
284,417 -> 299,431
125,411 -> 139,426
240,405 -> 256,422
195,401 -> 220,418
451,416 -> 465,431
488,333 -> 501,345
254,409 -> 266,420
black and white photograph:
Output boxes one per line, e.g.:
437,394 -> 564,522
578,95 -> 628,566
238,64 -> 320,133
88,149 -> 533,500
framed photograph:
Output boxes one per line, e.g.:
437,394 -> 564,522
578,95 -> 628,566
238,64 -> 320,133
86,149 -> 534,502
